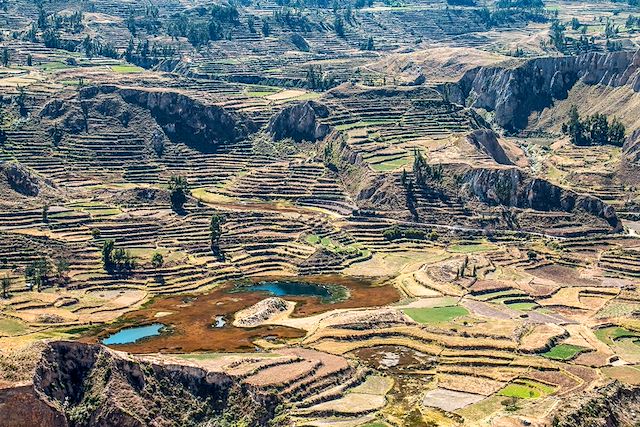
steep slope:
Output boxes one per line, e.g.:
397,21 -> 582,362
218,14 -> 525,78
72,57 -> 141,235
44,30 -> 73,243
1,341 -> 369,427
442,50 -> 640,131
552,382 -> 640,427
79,85 -> 258,152
460,166 -> 623,232
33,341 -> 279,427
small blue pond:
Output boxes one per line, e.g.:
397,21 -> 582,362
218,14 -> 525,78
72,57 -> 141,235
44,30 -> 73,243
240,281 -> 336,300
102,323 -> 164,345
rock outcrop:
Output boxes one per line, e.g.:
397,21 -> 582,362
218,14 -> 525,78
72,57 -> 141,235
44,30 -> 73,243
27,341 -> 281,427
2,161 -> 40,196
551,381 -> 640,427
268,101 -> 331,142
461,166 -> 622,231
624,128 -> 640,164
321,132 -> 405,211
0,385 -> 68,427
234,297 -> 292,327
442,50 -> 640,131
79,85 -> 258,152
465,129 -> 514,165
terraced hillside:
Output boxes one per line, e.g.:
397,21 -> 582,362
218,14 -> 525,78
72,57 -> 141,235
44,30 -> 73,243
1,0 -> 640,425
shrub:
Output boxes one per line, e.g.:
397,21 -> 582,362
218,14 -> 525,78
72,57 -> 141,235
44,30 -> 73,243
151,252 -> 164,268
383,226 -> 429,241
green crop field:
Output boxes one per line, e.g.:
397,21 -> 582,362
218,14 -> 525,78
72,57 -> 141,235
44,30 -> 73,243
111,65 -> 144,73
595,326 -> 640,345
402,306 -> 469,323
542,344 -> 587,360
505,302 -> 538,311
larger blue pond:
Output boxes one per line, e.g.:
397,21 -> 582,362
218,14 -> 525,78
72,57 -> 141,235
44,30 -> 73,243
102,323 -> 164,345
236,280 -> 346,303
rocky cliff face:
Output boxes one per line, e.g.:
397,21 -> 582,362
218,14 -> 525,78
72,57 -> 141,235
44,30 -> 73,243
321,132 -> 406,211
465,129 -> 514,165
461,166 -> 622,231
442,50 -> 640,131
26,341 -> 280,427
268,101 -> 331,143
79,85 -> 258,152
2,161 -> 41,196
624,128 -> 640,164
0,385 -> 68,427
551,381 -> 640,427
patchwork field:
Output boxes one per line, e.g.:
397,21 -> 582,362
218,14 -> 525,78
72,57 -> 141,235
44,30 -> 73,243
1,0 -> 640,425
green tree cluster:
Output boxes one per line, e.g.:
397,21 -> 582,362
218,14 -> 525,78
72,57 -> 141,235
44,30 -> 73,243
305,65 -> 336,90
383,225 -> 438,241
101,239 -> 135,275
562,106 -> 626,147
25,258 -> 50,292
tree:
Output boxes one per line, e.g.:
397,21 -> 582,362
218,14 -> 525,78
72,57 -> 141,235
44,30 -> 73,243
83,35 -> 93,58
16,86 -> 27,117
26,54 -> 32,66
151,130 -> 164,157
111,247 -> 135,274
0,108 -> 5,145
562,106 -> 626,147
151,252 -> 164,268
50,124 -> 64,146
42,204 -> 49,223
609,117 -> 626,146
126,11 -> 137,36
37,5 -> 48,29
55,258 -> 70,283
169,175 -> 190,212
571,17 -> 581,30
25,258 -> 50,292
101,239 -> 115,269
210,213 -> 225,259
1,275 -> 9,298
125,37 -> 135,62
587,113 -> 609,145
2,47 -> 9,67
80,100 -> 90,132
334,16 -> 345,37
562,105 -> 587,146
261,19 -> 271,36
361,36 -> 374,50
549,20 -> 566,51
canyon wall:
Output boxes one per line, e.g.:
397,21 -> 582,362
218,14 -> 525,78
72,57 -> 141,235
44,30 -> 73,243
442,50 -> 640,131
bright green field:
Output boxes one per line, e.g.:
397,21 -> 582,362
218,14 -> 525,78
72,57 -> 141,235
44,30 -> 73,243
39,61 -> 71,71
498,380 -> 555,399
369,157 -> 410,172
305,234 -> 367,257
402,306 -> 469,323
505,302 -> 538,311
542,343 -> 587,360
595,326 -> 640,345
111,64 -> 144,73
